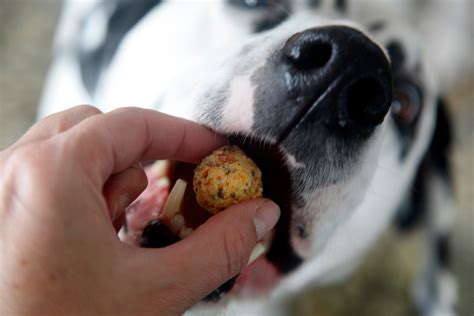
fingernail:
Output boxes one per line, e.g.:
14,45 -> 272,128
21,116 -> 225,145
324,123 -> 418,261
112,194 -> 131,221
253,200 -> 280,240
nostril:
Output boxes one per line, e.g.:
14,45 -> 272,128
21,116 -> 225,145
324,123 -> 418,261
345,76 -> 389,126
285,35 -> 333,70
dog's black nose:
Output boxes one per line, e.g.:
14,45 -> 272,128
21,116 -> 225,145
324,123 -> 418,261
281,26 -> 392,128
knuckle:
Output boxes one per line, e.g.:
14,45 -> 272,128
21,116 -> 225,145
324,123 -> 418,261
1,143 -> 71,213
110,107 -> 148,124
8,145 -> 49,177
110,106 -> 138,116
221,227 -> 252,278
73,104 -> 101,115
50,118 -> 72,135
70,104 -> 101,122
67,105 -> 102,127
8,145 -> 38,168
116,106 -> 139,112
40,105 -> 102,136
1,144 -> 50,195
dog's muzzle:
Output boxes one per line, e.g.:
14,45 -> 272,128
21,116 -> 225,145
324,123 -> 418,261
253,25 -> 392,145
231,25 -> 393,274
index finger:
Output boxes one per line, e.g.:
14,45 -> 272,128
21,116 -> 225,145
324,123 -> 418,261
59,107 -> 226,184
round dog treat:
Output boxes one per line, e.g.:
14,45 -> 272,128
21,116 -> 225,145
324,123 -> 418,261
193,145 -> 263,214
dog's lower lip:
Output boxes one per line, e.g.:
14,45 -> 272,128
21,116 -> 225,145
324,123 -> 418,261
232,253 -> 283,297
228,134 -> 302,274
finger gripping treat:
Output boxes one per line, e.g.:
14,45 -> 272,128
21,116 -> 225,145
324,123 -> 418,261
193,145 -> 263,214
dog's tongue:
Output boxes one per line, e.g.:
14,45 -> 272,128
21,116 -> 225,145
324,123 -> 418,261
232,256 -> 282,297
122,161 -> 171,243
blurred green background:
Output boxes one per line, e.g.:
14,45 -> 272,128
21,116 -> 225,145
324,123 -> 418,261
1,1 -> 472,315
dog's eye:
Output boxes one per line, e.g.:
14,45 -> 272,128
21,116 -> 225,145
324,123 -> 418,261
229,0 -> 269,8
391,80 -> 422,125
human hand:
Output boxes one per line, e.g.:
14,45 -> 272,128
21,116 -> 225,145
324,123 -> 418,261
0,106 -> 280,315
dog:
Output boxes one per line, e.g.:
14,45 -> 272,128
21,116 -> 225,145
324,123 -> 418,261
38,0 -> 470,315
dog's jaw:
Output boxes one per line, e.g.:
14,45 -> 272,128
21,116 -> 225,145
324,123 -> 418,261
290,128 -> 385,257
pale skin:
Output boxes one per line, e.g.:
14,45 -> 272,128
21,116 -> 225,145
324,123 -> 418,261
0,105 -> 280,315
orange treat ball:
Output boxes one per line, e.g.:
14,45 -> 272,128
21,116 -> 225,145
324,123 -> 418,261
193,145 -> 263,214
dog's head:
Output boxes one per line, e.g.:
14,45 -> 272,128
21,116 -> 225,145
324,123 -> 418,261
44,0 -> 467,305
129,0 -> 437,286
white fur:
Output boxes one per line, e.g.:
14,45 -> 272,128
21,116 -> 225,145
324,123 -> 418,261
427,173 -> 456,235
38,0 -> 99,117
220,75 -> 256,133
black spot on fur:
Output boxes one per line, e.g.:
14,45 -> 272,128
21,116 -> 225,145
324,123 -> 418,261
427,98 -> 452,180
436,234 -> 451,267
335,0 -> 347,12
368,21 -> 385,32
308,0 -> 322,7
395,97 -> 453,231
255,11 -> 289,33
79,0 -> 161,96
228,0 -> 272,8
395,164 -> 427,231
386,41 -> 405,73
296,224 -> 309,239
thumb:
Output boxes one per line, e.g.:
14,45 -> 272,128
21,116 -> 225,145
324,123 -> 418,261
141,199 -> 280,304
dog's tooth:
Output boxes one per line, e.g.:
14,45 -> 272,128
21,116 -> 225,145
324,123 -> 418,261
162,179 -> 187,220
150,160 -> 170,176
155,177 -> 170,187
118,226 -> 128,242
179,226 -> 193,239
118,226 -> 139,246
169,214 -> 185,234
248,243 -> 267,264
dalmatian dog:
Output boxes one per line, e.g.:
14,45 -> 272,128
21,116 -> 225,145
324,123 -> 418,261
39,0 -> 471,315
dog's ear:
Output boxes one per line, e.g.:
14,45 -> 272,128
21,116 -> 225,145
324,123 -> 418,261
427,97 -> 452,178
416,0 -> 473,90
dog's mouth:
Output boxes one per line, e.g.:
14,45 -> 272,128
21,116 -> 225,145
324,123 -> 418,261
120,134 -> 301,300
228,134 -> 302,297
